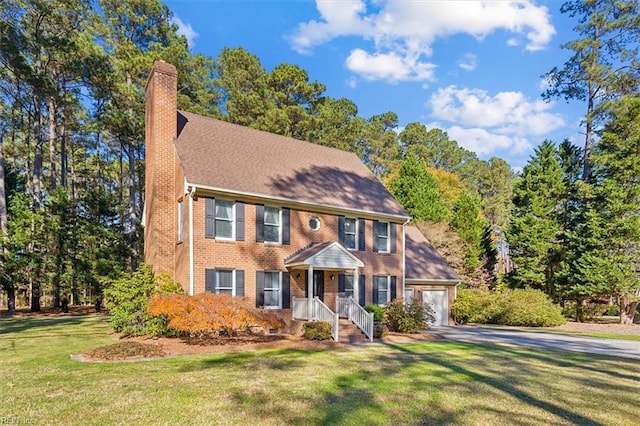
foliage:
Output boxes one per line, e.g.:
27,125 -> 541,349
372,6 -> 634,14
364,304 -> 385,322
451,288 -> 565,327
301,321 -> 333,340
384,300 -> 435,333
388,156 -> 448,222
104,264 -> 183,336
450,191 -> 486,270
148,293 -> 282,338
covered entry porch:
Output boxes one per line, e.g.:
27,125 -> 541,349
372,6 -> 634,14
284,242 -> 373,341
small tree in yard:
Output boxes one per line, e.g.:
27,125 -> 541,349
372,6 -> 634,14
385,300 -> 435,333
148,293 -> 282,338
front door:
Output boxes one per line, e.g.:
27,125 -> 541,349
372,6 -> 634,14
305,270 -> 325,301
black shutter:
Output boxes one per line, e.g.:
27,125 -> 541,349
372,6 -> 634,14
282,208 -> 290,245
256,271 -> 265,307
338,216 -> 345,245
282,272 -> 291,309
338,274 -> 345,296
372,276 -> 379,305
205,198 -> 215,238
390,276 -> 397,301
205,269 -> 215,292
358,218 -> 365,251
304,270 -> 309,298
256,204 -> 264,242
236,202 -> 245,241
236,270 -> 245,297
390,223 -> 397,253
359,275 -> 366,306
372,220 -> 379,252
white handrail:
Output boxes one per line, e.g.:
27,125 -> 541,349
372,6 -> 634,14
312,297 -> 339,342
347,297 -> 374,341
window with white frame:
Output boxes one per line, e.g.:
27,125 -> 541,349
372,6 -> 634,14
343,275 -> 355,298
214,270 -> 234,295
215,200 -> 234,239
375,221 -> 390,252
177,199 -> 184,242
404,288 -> 414,304
263,271 -> 282,308
344,218 -> 357,250
263,206 -> 281,243
374,275 -> 390,305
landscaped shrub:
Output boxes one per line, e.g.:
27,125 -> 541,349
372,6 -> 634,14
365,304 -> 385,337
148,293 -> 283,338
302,321 -> 332,340
451,288 -> 565,327
605,304 -> 621,316
104,265 -> 184,336
385,300 -> 435,333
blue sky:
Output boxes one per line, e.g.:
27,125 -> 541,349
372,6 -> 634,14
164,0 -> 584,171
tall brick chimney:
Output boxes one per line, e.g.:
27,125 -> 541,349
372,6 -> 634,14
144,60 -> 178,276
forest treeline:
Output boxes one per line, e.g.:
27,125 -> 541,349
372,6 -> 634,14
0,0 -> 638,322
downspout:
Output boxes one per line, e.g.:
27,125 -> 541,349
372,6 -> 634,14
188,185 -> 196,296
402,218 -> 410,303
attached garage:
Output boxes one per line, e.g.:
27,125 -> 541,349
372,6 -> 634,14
404,226 -> 461,326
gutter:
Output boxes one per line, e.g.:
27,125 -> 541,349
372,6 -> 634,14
188,185 -> 196,296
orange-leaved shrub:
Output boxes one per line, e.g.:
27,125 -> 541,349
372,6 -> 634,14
148,293 -> 282,338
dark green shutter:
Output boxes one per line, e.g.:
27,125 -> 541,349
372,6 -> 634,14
205,269 -> 215,292
359,275 -> 366,306
236,202 -> 245,241
256,271 -> 265,307
236,270 -> 245,297
338,216 -> 345,245
372,220 -> 379,252
205,198 -> 215,238
390,276 -> 397,301
390,223 -> 397,253
358,218 -> 365,251
282,208 -> 290,245
372,276 -> 379,305
256,204 -> 264,242
282,272 -> 290,309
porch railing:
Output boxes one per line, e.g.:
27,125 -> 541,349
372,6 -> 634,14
292,296 -> 339,342
337,296 -> 374,342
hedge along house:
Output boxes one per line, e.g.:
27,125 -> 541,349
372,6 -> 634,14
144,60 -> 458,340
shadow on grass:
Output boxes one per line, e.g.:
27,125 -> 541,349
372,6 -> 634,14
0,315 -> 108,336
177,348 -> 326,372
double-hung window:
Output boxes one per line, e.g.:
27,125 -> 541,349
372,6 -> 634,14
344,218 -> 357,250
374,275 -> 390,305
375,221 -> 389,252
264,206 -> 281,243
263,271 -> 281,309
340,274 -> 355,298
214,270 -> 234,295
177,199 -> 184,242
215,200 -> 234,239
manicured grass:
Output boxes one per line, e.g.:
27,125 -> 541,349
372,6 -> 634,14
2,315 -> 639,425
535,329 -> 640,341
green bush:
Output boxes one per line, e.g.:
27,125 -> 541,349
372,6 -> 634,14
451,288 -> 565,327
385,300 -> 435,333
104,264 -> 184,336
302,321 -> 332,340
364,304 -> 385,322
605,304 -> 621,316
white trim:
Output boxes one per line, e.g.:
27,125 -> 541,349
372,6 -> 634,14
263,205 -> 282,244
375,221 -> 390,253
177,199 -> 184,243
405,279 -> 461,285
213,199 -> 235,241
374,275 -> 391,305
285,241 -> 365,269
262,271 -> 283,309
188,187 -> 195,296
187,181 -> 411,222
214,269 -> 236,296
344,217 -> 358,251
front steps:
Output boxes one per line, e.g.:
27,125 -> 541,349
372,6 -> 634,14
338,319 -> 369,344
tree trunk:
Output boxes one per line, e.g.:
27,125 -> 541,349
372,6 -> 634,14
0,134 -> 7,237
6,286 -> 15,314
620,299 -> 638,325
33,101 -> 44,209
127,142 -> 138,269
48,96 -> 58,190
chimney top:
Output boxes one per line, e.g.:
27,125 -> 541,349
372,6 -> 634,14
151,59 -> 177,76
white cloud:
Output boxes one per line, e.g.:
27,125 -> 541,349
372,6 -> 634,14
457,53 -> 477,71
290,0 -> 555,82
427,85 -> 564,156
345,49 -> 436,83
171,16 -> 198,48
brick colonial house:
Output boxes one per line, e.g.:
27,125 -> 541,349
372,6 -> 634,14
144,60 -> 459,339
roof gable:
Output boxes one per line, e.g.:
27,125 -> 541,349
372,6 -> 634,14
285,242 -> 364,269
174,111 -> 409,218
405,226 -> 460,282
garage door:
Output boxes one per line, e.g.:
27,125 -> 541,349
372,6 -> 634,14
422,290 -> 448,326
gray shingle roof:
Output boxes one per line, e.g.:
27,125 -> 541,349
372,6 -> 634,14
405,226 -> 460,282
174,111 -> 409,218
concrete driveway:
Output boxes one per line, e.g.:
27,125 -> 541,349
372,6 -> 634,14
430,325 -> 640,360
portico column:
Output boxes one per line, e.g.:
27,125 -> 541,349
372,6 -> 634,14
307,265 -> 314,319
352,268 -> 359,302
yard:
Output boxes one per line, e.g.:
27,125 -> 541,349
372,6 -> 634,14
1,314 -> 639,425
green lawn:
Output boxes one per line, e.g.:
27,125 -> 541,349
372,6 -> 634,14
1,315 -> 639,425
